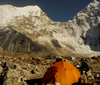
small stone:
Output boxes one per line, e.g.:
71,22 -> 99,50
91,76 -> 94,79
76,65 -> 80,68
0,66 -> 3,73
31,66 -> 42,74
6,62 -> 17,69
96,73 -> 100,77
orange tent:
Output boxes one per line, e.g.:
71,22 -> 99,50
42,61 -> 81,85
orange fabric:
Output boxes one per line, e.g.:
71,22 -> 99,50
42,61 -> 81,85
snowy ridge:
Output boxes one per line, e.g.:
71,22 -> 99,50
0,5 -> 42,27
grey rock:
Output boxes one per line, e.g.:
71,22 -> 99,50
31,66 -> 42,74
6,62 -> 17,69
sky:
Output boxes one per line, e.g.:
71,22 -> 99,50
0,0 -> 100,22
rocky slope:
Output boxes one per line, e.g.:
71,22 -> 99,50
0,1 -> 100,56
0,51 -> 99,85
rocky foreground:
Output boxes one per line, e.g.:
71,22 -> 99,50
0,51 -> 99,85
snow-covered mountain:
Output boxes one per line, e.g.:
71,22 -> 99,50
0,0 -> 100,56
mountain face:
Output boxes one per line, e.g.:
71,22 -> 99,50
0,1 -> 100,56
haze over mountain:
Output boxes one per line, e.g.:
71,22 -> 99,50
0,0 -> 100,56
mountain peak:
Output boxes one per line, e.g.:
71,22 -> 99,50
0,5 -> 42,27
0,4 -> 41,10
89,0 -> 100,7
